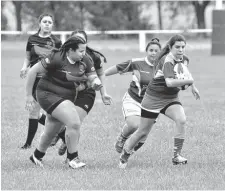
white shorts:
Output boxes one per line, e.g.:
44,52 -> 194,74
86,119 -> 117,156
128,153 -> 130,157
122,92 -> 141,118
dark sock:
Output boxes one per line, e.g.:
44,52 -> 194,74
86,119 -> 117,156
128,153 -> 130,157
34,148 -> 45,160
25,119 -> 39,145
38,114 -> 46,125
58,129 -> 66,143
134,142 -> 145,151
67,150 -> 78,161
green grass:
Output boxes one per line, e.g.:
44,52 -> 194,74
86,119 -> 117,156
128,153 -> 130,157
1,40 -> 225,190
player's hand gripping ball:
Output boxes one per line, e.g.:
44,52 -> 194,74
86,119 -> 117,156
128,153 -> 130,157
174,63 -> 192,90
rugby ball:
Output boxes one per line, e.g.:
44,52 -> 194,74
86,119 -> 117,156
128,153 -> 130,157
174,63 -> 191,90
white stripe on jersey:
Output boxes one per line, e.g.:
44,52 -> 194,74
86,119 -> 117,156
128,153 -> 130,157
154,69 -> 164,78
132,71 -> 142,96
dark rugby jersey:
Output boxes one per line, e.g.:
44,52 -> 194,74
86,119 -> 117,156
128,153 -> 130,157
86,50 -> 102,70
26,33 -> 62,67
146,52 -> 189,99
116,57 -> 155,103
40,52 -> 96,93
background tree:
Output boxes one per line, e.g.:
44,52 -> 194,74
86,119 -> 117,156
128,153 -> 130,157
157,1 -> 163,30
191,0 -> 211,29
12,1 -> 23,31
1,2 -> 7,30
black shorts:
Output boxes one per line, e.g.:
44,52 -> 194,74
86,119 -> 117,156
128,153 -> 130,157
36,79 -> 76,114
74,88 -> 96,113
141,101 -> 182,119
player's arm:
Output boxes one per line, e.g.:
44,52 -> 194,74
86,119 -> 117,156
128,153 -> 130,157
164,62 -> 194,87
95,57 -> 112,105
187,68 -> 200,99
20,51 -> 31,79
83,55 -> 102,91
25,61 -> 47,111
105,60 -> 133,76
26,61 -> 47,97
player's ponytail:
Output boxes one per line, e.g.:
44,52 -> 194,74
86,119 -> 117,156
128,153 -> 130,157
145,38 -> 161,52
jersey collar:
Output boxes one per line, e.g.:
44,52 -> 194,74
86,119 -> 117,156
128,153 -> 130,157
67,56 -> 75,64
145,57 -> 154,66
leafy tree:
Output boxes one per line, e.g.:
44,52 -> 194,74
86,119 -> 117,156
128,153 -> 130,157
1,2 -> 7,30
12,1 -> 23,31
191,0 -> 211,29
84,1 -> 150,30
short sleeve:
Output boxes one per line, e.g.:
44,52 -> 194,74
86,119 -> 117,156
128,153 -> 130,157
82,55 -> 96,75
26,36 -> 32,52
41,53 -> 61,71
93,53 -> 102,70
116,60 -> 133,74
163,62 -> 175,79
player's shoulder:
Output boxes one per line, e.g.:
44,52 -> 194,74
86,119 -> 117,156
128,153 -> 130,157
183,55 -> 189,62
83,54 -> 93,63
47,51 -> 62,64
27,33 -> 39,42
164,54 -> 174,64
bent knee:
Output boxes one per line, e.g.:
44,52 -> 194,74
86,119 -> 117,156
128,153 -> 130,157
127,123 -> 139,133
66,121 -> 81,130
175,117 -> 186,126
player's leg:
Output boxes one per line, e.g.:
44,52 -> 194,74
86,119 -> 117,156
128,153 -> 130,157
164,103 -> 187,165
58,90 -> 95,156
119,109 -> 158,168
30,114 -> 62,166
21,102 -> 41,149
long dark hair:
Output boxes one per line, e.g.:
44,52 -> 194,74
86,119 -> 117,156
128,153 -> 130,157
71,30 -> 107,63
155,34 -> 186,65
59,36 -> 86,59
37,13 -> 54,33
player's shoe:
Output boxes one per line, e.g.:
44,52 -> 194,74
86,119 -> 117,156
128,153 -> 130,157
66,157 -> 86,169
172,154 -> 187,165
21,143 -> 31,149
115,134 -> 127,153
119,150 -> 132,169
29,154 -> 43,167
58,142 -> 67,156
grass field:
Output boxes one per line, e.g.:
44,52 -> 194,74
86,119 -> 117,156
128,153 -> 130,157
1,39 -> 225,190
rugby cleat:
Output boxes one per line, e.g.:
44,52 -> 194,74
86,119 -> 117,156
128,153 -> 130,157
119,150 -> 132,169
115,134 -> 127,153
29,154 -> 43,167
172,154 -> 187,165
66,157 -> 86,169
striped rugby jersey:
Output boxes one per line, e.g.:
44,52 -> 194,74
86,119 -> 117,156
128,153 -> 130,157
146,52 -> 190,99
116,57 -> 155,103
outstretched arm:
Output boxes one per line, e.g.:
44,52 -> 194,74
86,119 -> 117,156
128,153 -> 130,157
20,51 -> 31,79
96,68 -> 112,105
104,65 -> 119,76
25,62 -> 47,111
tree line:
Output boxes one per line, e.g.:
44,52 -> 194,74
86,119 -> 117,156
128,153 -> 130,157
2,1 -> 211,31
